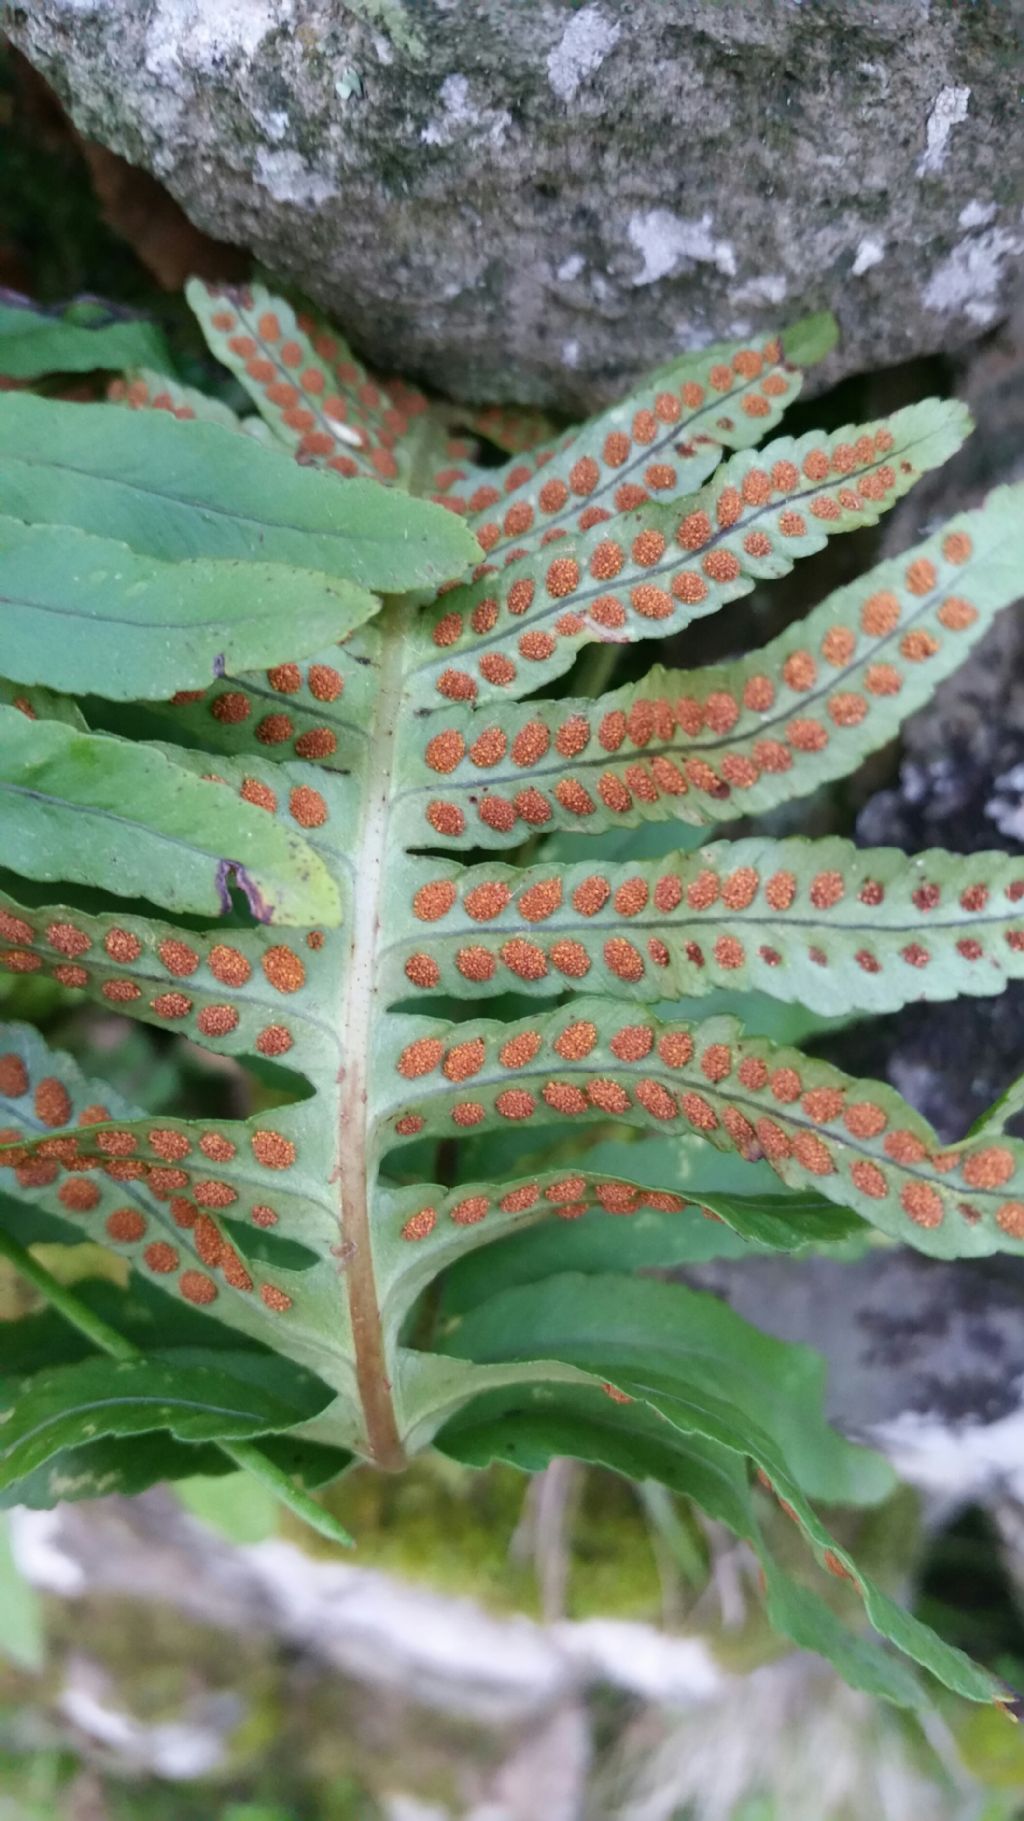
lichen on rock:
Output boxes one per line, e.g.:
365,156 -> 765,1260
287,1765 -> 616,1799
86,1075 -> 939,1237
5,0 -> 1023,407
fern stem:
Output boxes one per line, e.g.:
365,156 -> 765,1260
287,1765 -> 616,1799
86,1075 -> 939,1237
337,598 -> 407,1471
0,1229 -> 353,1546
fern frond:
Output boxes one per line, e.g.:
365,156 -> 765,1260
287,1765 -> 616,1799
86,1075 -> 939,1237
407,399 -> 965,707
0,852 -> 347,1073
109,366 -> 244,428
186,278 -> 450,491
0,518 -> 378,700
0,1023 -> 344,1390
448,401 -> 555,457
362,999 -> 1024,1262
142,633 -> 381,775
386,836 -> 1024,1015
464,315 -> 837,558
3,285 -> 1024,1706
433,1288 -> 997,1707
0,393 -> 475,591
397,484 -> 1020,846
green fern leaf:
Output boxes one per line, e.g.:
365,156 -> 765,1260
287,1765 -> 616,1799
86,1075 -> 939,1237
437,1273 -> 1003,1702
0,867 -> 346,1071
0,294 -> 170,381
437,1174 -> 860,1322
140,636 -> 380,775
363,1000 -> 1024,1263
0,517 -> 380,700
448,401 -> 556,457
0,394 -> 478,591
442,1387 -> 927,1707
0,1023 -> 343,1392
0,678 -> 86,727
0,710 -> 340,923
0,1355 -> 316,1486
441,1271 -> 889,1505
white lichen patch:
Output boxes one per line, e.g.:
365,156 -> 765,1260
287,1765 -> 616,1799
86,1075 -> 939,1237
145,0 -> 286,73
916,84 -> 970,176
557,253 -> 586,282
547,5 -> 621,103
558,1621 -> 727,1703
420,74 -> 511,148
9,1508 -> 86,1594
628,210 -> 737,287
852,236 -> 885,276
253,106 -> 289,143
959,198 -> 998,230
731,272 -> 788,306
59,1680 -> 228,1780
987,762 -> 1024,841
671,319 -> 717,352
254,149 -> 334,208
874,1399 -> 1024,1505
923,216 -> 1024,327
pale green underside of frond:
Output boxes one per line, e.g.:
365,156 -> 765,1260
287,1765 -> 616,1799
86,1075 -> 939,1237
2,283 -> 1023,1709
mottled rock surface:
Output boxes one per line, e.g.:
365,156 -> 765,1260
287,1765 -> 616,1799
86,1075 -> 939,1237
692,1250 -> 1024,1504
5,0 -> 1024,407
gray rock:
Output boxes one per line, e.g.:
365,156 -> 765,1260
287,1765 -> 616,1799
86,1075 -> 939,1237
691,1249 -> 1024,1498
5,0 -> 1024,409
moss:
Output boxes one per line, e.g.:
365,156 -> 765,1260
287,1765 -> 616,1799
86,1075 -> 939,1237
14,1595 -> 386,1811
339,2 -> 429,63
45,1595 -> 273,1727
305,1457 -> 667,1621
